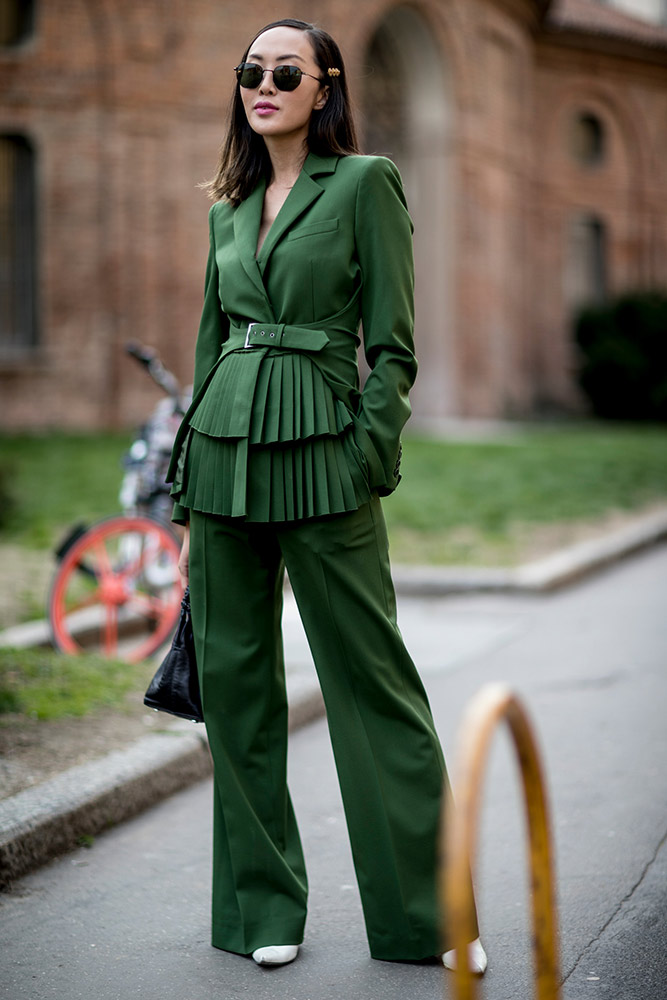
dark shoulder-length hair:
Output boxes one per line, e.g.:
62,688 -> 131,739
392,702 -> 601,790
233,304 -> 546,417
203,18 -> 359,205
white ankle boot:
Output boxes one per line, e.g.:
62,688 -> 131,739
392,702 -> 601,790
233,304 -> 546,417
252,944 -> 299,966
442,937 -> 488,974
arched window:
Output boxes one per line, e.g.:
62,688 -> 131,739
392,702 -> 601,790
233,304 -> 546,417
0,135 -> 38,355
565,214 -> 608,309
0,0 -> 35,46
570,111 -> 606,167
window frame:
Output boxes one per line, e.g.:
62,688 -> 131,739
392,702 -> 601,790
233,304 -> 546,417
0,132 -> 40,361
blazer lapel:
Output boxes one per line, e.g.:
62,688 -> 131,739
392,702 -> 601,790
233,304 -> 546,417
233,178 -> 270,303
256,153 -> 339,276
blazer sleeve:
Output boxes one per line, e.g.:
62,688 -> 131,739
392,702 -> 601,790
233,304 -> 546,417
353,156 -> 417,496
170,204 -> 230,526
192,204 -> 230,395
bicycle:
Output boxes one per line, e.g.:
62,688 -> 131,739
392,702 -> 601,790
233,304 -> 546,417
48,344 -> 191,663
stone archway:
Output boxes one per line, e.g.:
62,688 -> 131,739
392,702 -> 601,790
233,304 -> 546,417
362,4 -> 456,420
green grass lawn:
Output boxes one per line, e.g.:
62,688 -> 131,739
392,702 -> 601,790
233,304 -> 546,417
0,432 -> 131,548
0,424 -> 665,720
0,646 -> 154,720
1,424 -> 666,567
383,424 -> 667,564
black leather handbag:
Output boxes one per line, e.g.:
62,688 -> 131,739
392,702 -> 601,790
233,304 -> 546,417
144,587 -> 204,723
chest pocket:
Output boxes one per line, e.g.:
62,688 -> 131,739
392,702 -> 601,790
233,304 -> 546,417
287,218 -> 339,241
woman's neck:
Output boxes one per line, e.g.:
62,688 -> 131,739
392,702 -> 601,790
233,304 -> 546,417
265,135 -> 309,191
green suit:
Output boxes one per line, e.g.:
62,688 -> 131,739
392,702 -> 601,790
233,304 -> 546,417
168,153 -> 475,960
167,152 -> 416,522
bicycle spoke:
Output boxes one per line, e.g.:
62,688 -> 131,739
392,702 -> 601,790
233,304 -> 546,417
72,560 -> 97,581
62,592 -> 103,615
103,605 -> 118,658
92,539 -> 115,584
118,532 -> 163,578
130,592 -> 173,618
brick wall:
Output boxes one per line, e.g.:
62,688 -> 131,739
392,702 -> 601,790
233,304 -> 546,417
0,0 -> 665,428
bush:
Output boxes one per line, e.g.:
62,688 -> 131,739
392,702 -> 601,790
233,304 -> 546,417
574,291 -> 667,420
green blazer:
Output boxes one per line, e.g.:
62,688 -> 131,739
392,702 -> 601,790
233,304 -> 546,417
168,152 -> 417,524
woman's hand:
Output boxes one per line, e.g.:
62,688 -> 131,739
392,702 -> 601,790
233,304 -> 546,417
178,525 -> 190,589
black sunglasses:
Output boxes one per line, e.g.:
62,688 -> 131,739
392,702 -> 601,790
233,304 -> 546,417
234,62 -> 322,92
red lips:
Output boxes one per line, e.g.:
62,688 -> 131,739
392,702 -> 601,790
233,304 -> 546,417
254,101 -> 278,111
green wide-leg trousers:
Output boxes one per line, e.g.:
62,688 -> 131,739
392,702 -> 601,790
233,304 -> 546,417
188,496 -> 473,961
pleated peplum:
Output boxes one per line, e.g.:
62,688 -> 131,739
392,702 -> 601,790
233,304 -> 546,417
176,346 -> 372,522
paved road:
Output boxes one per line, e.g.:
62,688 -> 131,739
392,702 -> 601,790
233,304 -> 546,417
1,545 -> 666,1000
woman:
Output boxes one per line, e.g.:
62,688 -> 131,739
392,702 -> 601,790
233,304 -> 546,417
168,18 -> 486,973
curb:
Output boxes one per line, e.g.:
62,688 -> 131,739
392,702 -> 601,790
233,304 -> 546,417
392,508 -> 667,596
0,675 -> 324,889
3,510 -> 666,652
0,729 -> 212,889
1,508 -> 665,888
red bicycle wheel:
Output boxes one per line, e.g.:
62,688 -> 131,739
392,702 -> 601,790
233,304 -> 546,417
48,515 -> 183,663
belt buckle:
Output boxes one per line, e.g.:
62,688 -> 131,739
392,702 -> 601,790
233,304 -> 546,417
244,322 -> 257,349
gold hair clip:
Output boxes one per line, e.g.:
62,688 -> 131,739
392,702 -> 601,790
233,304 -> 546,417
327,67 -> 340,78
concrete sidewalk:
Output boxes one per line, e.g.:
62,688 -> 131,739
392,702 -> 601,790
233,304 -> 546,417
0,597 -> 325,888
0,541 -> 665,999
1,507 -> 666,889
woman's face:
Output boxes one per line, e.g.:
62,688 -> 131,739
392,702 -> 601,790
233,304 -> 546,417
239,26 -> 329,144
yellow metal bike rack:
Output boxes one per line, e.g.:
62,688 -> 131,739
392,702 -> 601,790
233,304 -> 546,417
439,684 -> 561,1000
